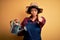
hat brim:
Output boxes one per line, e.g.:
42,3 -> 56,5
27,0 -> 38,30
26,6 -> 43,14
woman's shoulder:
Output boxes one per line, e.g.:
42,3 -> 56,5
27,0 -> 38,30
40,16 -> 46,21
23,17 -> 30,21
39,16 -> 46,24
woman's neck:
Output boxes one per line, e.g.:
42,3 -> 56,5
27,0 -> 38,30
30,15 -> 37,22
32,16 -> 37,18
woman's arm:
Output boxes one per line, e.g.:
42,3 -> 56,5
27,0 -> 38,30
38,16 -> 46,28
21,17 -> 29,28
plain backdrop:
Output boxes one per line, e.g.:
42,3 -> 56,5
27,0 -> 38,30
0,0 -> 60,40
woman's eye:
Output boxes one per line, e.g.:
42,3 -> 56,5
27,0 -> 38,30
35,10 -> 37,12
35,10 -> 37,11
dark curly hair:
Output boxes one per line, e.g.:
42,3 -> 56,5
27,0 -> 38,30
26,6 -> 43,14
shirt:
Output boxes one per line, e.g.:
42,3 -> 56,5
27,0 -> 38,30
21,16 -> 46,29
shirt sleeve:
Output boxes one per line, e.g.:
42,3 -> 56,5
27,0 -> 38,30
21,17 -> 28,28
39,16 -> 46,28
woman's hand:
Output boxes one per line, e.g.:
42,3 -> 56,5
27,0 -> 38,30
10,18 -> 20,26
38,16 -> 43,22
14,18 -> 20,23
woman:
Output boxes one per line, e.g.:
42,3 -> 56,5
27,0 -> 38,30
21,3 -> 46,40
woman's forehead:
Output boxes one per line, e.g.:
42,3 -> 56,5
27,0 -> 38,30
31,8 -> 38,10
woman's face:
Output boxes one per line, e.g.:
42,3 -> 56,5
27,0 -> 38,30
31,8 -> 38,17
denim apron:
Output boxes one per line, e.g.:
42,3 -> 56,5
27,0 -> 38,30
23,20 -> 41,40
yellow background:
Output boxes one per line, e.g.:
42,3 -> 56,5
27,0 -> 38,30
0,0 -> 60,40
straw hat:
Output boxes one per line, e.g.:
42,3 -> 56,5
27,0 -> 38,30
26,2 -> 43,14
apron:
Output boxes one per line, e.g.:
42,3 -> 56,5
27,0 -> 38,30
23,20 -> 42,40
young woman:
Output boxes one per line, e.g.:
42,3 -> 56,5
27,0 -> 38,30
20,3 -> 46,40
